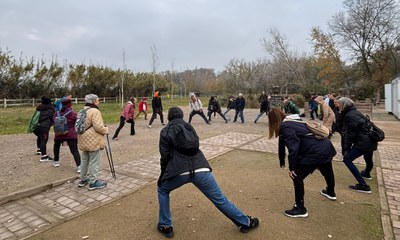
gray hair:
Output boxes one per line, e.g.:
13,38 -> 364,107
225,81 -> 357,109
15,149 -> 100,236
338,97 -> 354,111
85,94 -> 99,104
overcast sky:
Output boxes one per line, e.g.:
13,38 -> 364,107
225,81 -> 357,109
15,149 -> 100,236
0,0 -> 344,73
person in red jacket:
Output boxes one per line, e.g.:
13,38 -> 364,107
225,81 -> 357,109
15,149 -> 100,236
112,97 -> 137,140
136,97 -> 148,120
52,99 -> 81,172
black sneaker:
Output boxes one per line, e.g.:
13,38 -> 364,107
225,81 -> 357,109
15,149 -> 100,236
240,216 -> 259,233
349,184 -> 371,194
320,189 -> 337,201
284,204 -> 308,218
78,179 -> 89,187
36,149 -> 41,155
40,155 -> 53,162
360,170 -> 372,180
157,223 -> 174,238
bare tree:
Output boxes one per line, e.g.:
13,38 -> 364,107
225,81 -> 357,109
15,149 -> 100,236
329,0 -> 400,86
261,28 -> 307,93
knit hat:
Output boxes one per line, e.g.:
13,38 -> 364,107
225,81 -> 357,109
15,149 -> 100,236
142,97 -> 146,100
41,96 -> 52,105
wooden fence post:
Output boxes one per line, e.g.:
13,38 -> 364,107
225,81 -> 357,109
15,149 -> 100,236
4,98 -> 6,108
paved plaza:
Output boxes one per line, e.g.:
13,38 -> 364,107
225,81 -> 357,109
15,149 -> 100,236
0,120 -> 399,239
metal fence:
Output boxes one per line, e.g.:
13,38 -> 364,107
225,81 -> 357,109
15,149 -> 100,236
0,97 -> 119,108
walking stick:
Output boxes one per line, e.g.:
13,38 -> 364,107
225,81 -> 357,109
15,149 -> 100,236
105,134 -> 116,179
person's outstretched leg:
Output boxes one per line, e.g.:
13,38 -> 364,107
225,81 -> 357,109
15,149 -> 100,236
217,111 -> 228,123
113,116 -> 125,139
149,112 -> 157,126
193,172 -> 249,227
200,111 -> 210,124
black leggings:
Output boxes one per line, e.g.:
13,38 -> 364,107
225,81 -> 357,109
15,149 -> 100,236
53,139 -> 81,166
292,161 -> 335,208
34,126 -> 50,156
113,116 -> 135,138
149,109 -> 164,125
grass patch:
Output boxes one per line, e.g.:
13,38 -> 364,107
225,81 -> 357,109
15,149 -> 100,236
0,97 -> 208,135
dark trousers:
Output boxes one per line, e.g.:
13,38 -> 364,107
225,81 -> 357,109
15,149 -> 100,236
343,148 -> 373,185
149,109 -> 164,125
34,126 -> 50,156
310,108 -> 318,120
292,161 -> 335,209
53,139 -> 81,166
188,110 -> 209,123
207,110 -> 227,122
113,116 -> 135,138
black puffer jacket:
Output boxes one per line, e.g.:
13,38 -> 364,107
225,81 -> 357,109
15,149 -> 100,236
36,104 -> 55,129
158,118 -> 211,183
279,120 -> 336,171
341,106 -> 377,154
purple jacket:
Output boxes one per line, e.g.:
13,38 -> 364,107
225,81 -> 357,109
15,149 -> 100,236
54,106 -> 78,140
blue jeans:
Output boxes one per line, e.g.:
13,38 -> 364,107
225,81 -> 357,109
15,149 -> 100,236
157,171 -> 249,227
254,111 -> 267,123
233,110 -> 244,123
343,148 -> 373,185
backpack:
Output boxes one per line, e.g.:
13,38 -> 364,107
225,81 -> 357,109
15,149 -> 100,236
75,108 -> 91,134
171,123 -> 200,155
286,119 -> 330,139
304,121 -> 330,139
54,110 -> 72,135
364,115 -> 385,142
27,111 -> 40,133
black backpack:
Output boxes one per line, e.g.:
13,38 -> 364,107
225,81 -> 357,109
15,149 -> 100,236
364,115 -> 385,142
171,123 -> 200,155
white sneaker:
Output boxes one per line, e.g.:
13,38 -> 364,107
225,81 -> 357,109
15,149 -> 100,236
148,125 -> 152,128
53,161 -> 60,167
77,165 -> 81,173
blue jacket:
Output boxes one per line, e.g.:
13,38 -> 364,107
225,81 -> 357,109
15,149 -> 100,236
279,120 -> 336,170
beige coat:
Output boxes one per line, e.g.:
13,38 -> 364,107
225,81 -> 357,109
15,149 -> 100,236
320,102 -> 335,131
77,106 -> 109,152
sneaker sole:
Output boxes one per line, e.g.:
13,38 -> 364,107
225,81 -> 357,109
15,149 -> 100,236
362,176 -> 372,180
349,188 -> 371,194
320,191 -> 337,200
39,159 -> 50,162
88,185 -> 107,191
284,212 -> 308,218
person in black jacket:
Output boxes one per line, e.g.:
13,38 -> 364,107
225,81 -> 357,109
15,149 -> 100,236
254,91 -> 270,123
223,96 -> 236,120
268,108 -> 336,218
156,107 -> 259,238
338,97 -> 377,193
34,96 -> 55,161
207,96 -> 228,123
148,91 -> 165,128
233,93 -> 245,123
